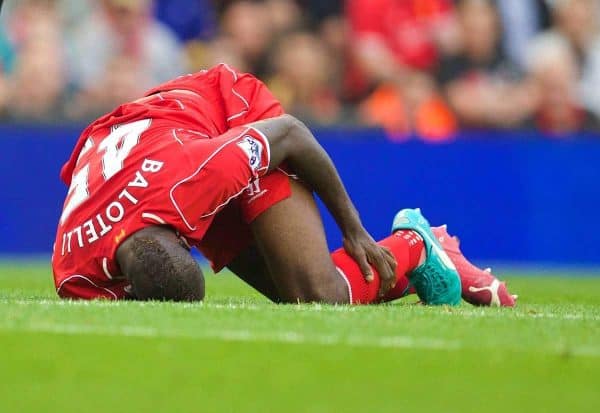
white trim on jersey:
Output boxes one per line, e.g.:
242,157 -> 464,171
169,127 -> 253,231
222,62 -> 238,81
102,257 -> 113,280
200,184 -> 251,219
174,99 -> 185,110
182,128 -> 210,139
226,111 -> 248,122
222,63 -> 250,122
171,129 -> 184,145
56,274 -> 118,300
335,266 -> 353,304
141,212 -> 167,225
277,168 -> 299,180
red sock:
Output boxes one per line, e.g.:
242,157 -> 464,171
331,230 -> 424,304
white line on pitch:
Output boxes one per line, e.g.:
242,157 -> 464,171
1,321 -> 459,351
1,321 -> 599,358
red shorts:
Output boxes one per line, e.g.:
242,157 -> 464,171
196,168 -> 294,272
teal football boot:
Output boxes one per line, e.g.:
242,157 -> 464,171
391,208 -> 462,305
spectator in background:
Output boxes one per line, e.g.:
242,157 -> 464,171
9,35 -> 67,121
0,27 -> 15,119
65,55 -> 151,120
188,0 -> 305,77
0,0 -> 597,135
436,0 -> 536,129
526,34 -> 599,135
66,0 -> 186,118
258,1 -> 348,124
546,0 -> 600,120
496,0 -> 550,69
318,11 -> 346,59
299,0 -> 343,26
267,31 -> 343,124
546,0 -> 598,61
264,0 -> 305,35
218,1 -> 276,77
528,0 -> 600,121
2,0 -> 68,121
188,36 -> 249,72
346,0 -> 459,140
0,25 -> 15,73
345,0 -> 459,100
358,71 -> 457,141
580,36 -> 600,119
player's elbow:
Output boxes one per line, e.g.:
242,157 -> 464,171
251,114 -> 312,169
270,114 -> 307,146
282,113 -> 305,128
283,114 -> 310,139
275,114 -> 313,155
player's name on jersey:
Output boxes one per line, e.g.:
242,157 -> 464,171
59,158 -> 164,256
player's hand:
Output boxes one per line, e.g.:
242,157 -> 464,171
343,228 -> 397,298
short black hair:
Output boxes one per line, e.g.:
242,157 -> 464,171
120,229 -> 204,302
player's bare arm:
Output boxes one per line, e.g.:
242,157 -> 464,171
249,114 -> 398,296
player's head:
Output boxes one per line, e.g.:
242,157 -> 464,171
116,226 -> 204,301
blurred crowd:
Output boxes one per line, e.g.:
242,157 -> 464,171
1,0 -> 600,140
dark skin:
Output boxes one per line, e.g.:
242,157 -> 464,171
243,177 -> 349,303
227,179 -> 347,303
117,114 -> 397,302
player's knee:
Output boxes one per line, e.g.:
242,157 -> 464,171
117,228 -> 205,302
283,266 -> 349,304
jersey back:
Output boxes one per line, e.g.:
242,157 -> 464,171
52,64 -> 282,298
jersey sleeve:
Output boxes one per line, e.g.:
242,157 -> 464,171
216,64 -> 285,128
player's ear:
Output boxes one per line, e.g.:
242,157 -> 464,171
116,227 -> 204,301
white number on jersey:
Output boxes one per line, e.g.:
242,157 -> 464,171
100,119 -> 151,180
60,119 -> 152,224
60,164 -> 89,224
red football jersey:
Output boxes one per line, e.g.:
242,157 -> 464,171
52,64 -> 284,299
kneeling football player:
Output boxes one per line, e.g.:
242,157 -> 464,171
52,65 -> 516,306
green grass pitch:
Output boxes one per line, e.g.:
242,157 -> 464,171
1,261 -> 599,413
